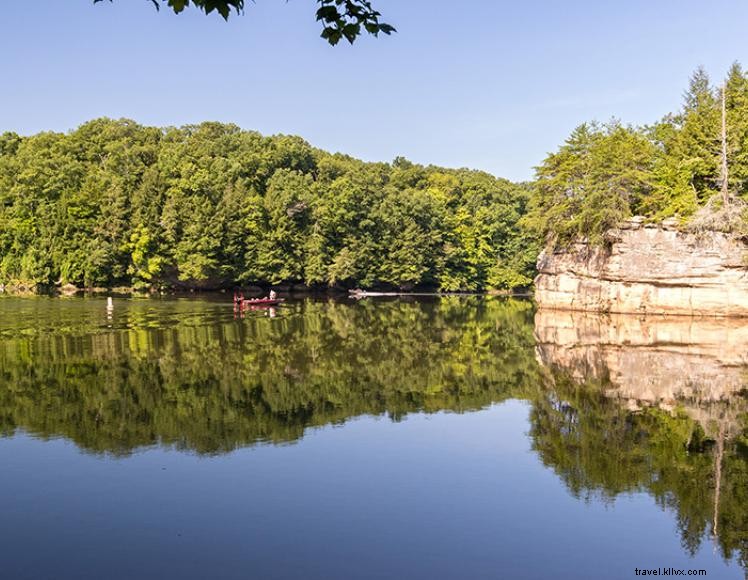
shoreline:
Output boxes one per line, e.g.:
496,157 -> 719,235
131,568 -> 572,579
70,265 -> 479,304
0,283 -> 531,299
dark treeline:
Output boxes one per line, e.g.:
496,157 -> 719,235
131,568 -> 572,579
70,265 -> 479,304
0,119 -> 536,291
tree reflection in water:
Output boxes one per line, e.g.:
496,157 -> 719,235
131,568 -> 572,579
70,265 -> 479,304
0,297 -> 745,571
0,296 -> 539,454
533,309 -> 748,571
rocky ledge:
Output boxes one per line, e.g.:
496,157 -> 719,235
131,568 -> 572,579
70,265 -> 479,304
535,217 -> 748,316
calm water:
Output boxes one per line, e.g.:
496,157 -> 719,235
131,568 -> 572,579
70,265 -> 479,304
0,295 -> 745,580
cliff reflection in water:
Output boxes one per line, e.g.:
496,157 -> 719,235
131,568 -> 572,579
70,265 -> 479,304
533,309 -> 748,571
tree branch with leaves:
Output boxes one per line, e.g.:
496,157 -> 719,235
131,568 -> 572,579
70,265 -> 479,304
94,0 -> 395,44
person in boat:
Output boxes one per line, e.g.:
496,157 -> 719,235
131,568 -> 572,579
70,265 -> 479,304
269,290 -> 277,301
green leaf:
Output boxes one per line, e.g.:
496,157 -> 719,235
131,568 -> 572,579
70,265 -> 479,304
168,0 -> 189,14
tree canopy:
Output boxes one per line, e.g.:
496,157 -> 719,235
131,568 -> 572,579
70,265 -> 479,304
526,63 -> 748,247
0,119 -> 537,292
7,67 -> 748,292
94,0 -> 395,45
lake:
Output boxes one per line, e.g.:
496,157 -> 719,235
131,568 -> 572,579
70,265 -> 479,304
0,295 -> 745,580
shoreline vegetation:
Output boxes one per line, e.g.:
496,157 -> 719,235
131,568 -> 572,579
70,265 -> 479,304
0,281 -> 526,298
3,66 -> 748,296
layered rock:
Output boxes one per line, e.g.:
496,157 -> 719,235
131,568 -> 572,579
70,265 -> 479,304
534,218 -> 748,316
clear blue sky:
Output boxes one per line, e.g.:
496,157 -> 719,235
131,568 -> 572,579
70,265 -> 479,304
2,0 -> 748,181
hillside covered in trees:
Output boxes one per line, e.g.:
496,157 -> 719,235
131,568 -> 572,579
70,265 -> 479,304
528,63 -> 748,247
0,120 -> 537,292
4,64 -> 748,293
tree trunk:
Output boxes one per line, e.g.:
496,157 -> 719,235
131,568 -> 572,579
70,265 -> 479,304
720,84 -> 730,205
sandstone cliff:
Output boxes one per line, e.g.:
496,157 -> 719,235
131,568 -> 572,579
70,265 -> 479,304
534,218 -> 748,316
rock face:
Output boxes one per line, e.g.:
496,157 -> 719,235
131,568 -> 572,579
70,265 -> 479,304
534,218 -> 748,316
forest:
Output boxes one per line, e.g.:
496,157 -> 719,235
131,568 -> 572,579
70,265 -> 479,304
528,62 -> 748,246
2,64 -> 748,292
0,120 -> 536,292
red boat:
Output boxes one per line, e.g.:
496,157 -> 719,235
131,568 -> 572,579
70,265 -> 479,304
241,298 -> 284,306
233,292 -> 285,310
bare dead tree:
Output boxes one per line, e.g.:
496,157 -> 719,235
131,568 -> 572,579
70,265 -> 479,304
720,84 -> 730,206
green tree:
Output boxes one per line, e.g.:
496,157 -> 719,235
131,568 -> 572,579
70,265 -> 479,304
528,63 -> 748,240
252,169 -> 314,284
527,122 -> 655,247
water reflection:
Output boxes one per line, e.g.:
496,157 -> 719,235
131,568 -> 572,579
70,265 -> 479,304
534,309 -> 748,571
0,297 -> 746,574
0,296 -> 540,454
